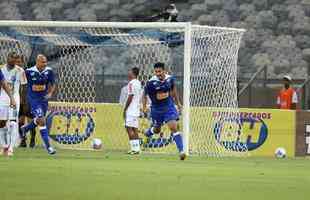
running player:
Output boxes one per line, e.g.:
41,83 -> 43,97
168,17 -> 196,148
142,62 -> 185,160
21,54 -> 56,154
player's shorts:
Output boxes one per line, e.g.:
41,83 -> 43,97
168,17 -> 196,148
29,100 -> 48,118
150,106 -> 179,128
125,115 -> 139,128
0,105 -> 20,120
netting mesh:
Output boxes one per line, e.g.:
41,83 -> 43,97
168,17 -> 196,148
0,32 -> 31,65
0,23 -> 246,156
190,26 -> 247,156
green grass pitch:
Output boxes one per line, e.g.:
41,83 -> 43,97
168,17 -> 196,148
0,149 -> 309,200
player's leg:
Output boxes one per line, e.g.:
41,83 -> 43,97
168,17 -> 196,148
20,114 -> 37,136
7,107 -> 20,156
126,127 -> 141,154
29,123 -> 36,148
145,110 -> 162,137
167,120 -> 185,159
125,115 -> 140,154
18,104 -> 27,147
0,106 -> 9,155
35,102 -> 55,154
132,127 -> 140,152
165,109 -> 186,160
0,120 -> 8,155
28,112 -> 36,148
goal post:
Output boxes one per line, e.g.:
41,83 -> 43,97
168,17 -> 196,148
0,20 -> 246,156
183,22 -> 192,155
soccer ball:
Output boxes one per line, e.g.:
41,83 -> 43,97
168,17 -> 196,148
91,138 -> 103,150
275,147 -> 286,158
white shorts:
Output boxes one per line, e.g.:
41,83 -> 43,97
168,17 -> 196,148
125,115 -> 139,128
0,105 -> 19,120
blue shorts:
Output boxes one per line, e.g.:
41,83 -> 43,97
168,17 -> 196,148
29,100 -> 48,118
151,106 -> 179,128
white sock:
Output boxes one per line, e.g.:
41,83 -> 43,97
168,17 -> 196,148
132,139 -> 140,152
6,122 -> 12,148
129,140 -> 135,151
0,127 -> 7,148
8,121 -> 19,148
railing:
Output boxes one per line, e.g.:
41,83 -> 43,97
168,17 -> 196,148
238,65 -> 267,107
299,77 -> 310,110
238,65 -> 309,109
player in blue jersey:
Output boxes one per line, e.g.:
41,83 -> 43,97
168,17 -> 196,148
21,54 -> 56,155
142,62 -> 185,160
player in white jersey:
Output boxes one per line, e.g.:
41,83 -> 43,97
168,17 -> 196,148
0,69 -> 16,108
0,52 -> 27,156
123,67 -> 142,154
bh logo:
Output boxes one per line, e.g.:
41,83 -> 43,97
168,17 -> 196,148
214,117 -> 268,151
46,110 -> 95,145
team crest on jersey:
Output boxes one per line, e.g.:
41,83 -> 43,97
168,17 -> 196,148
44,71 -> 49,75
30,72 -> 35,76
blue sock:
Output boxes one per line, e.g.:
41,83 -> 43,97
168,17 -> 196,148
145,127 -> 154,137
22,121 -> 37,133
172,132 -> 184,153
39,126 -> 50,149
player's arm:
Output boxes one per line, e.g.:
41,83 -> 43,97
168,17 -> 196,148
19,69 -> 28,105
45,69 -> 56,99
170,77 -> 182,111
171,86 -> 181,107
20,84 -> 27,105
123,82 -> 135,119
0,79 -> 16,108
46,84 -> 56,99
123,95 -> 134,119
142,83 -> 149,114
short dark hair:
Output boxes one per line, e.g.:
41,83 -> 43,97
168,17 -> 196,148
7,52 -> 18,59
131,67 -> 140,77
154,62 -> 165,69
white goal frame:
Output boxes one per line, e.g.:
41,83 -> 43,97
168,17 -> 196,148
0,20 -> 245,155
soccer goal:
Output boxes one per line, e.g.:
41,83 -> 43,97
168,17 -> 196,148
0,21 -> 246,156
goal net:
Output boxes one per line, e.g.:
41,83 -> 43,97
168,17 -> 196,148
0,21 -> 246,156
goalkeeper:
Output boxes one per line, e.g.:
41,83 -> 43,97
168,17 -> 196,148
142,62 -> 185,160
